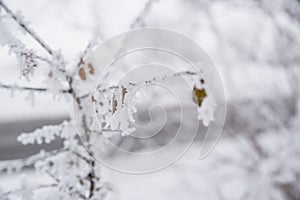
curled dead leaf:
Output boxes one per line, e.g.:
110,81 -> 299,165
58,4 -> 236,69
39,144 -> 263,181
112,94 -> 117,114
121,86 -> 127,104
88,63 -> 94,74
91,95 -> 96,103
48,71 -> 53,78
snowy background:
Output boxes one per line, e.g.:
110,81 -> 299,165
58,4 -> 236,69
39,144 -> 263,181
0,0 -> 300,199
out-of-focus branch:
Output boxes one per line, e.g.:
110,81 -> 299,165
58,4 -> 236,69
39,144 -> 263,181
114,0 -> 159,58
0,0 -> 54,56
74,32 -> 100,71
35,54 -> 53,64
130,0 -> 159,29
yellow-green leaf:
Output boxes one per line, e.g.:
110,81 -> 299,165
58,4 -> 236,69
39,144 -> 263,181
193,86 -> 206,107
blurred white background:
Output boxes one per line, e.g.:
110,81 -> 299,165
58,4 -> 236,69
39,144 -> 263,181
0,0 -> 300,199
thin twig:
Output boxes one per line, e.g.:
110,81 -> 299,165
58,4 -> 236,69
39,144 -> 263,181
35,55 -> 53,64
46,170 -> 88,200
71,151 -> 90,164
0,83 -> 47,92
78,70 -> 197,99
0,82 -> 70,93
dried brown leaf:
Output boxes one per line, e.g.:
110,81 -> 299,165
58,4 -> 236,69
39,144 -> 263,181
79,67 -> 86,80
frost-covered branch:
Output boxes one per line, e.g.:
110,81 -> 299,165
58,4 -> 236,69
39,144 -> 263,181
0,17 -> 55,78
79,70 -> 197,99
0,0 -> 54,56
0,149 -> 66,173
17,121 -> 73,145
73,69 -> 211,138
0,18 -> 39,78
0,0 -> 67,80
